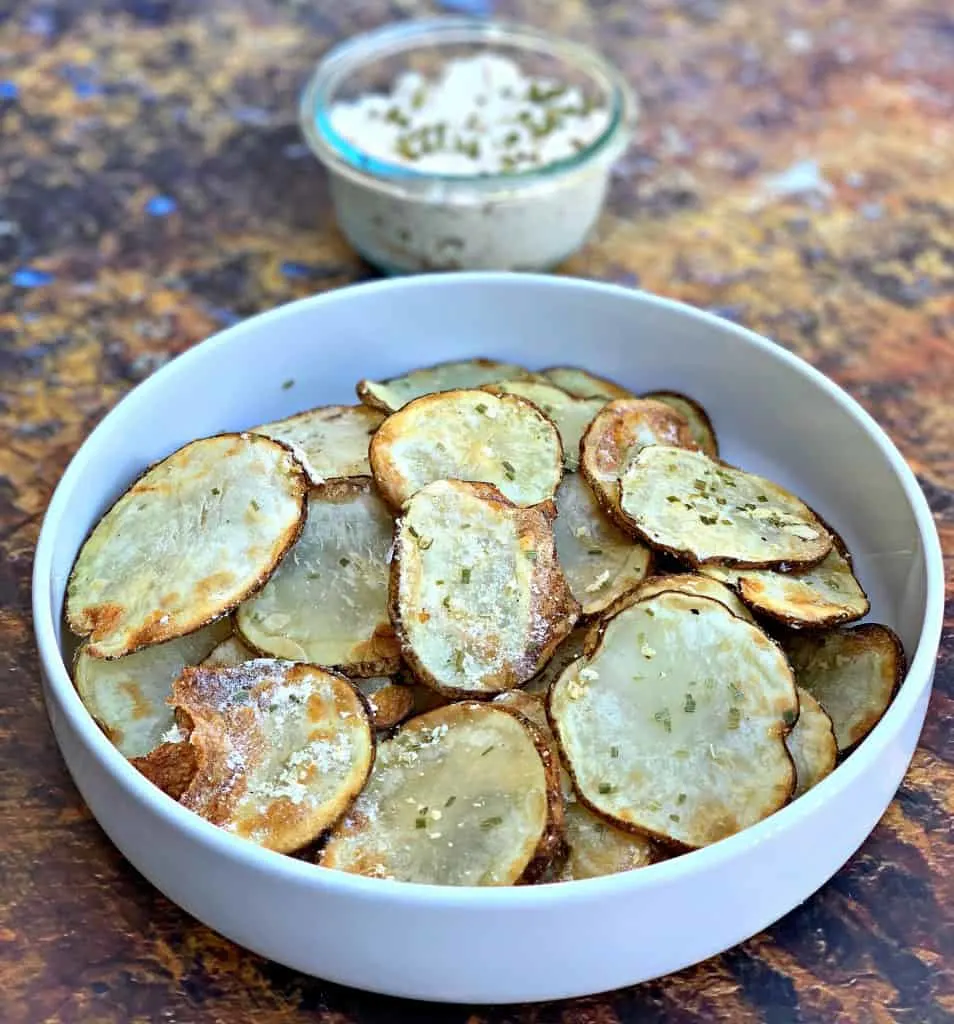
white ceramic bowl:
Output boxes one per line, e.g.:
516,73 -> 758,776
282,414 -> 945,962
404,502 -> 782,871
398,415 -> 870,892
33,274 -> 943,1004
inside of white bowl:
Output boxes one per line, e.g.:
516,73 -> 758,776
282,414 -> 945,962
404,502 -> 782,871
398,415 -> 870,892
43,276 -> 932,674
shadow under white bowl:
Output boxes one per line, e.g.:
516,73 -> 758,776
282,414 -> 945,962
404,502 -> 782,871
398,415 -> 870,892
33,274 -> 943,1004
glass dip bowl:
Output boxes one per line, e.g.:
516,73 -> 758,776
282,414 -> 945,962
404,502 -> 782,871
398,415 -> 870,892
299,18 -> 638,274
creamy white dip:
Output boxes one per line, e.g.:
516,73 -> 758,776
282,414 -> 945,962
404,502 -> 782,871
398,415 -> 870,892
318,53 -> 628,273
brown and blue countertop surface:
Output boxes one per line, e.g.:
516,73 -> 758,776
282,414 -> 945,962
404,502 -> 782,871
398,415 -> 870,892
0,0 -> 952,1020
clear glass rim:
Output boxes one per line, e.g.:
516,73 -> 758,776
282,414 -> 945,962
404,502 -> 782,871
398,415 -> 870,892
299,17 -> 638,195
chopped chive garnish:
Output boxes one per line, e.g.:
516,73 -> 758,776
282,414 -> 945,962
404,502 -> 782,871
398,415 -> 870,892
677,792 -> 687,805
588,547 -> 604,556
598,782 -> 615,794
339,557 -> 350,567
728,707 -> 742,730
211,487 -> 221,496
445,795 -> 456,808
654,708 -> 672,733
415,816 -> 427,829
461,567 -> 471,583
782,708 -> 797,727
502,460 -> 516,481
475,403 -> 488,414
610,745 -> 620,758
481,745 -> 495,757
250,499 -> 260,511
282,379 -> 295,390
480,816 -> 503,830
684,694 -> 696,713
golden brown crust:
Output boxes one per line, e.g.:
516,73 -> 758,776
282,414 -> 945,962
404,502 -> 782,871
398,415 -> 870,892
642,391 -> 719,457
131,741 -> 198,800
388,480 -> 580,699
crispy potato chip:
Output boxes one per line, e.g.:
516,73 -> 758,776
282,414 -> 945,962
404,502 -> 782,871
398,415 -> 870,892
67,433 -> 308,659
391,480 -> 579,698
643,391 -> 718,457
553,472 -> 652,616
174,659 -> 373,853
200,633 -> 257,669
254,404 -> 385,485
74,618 -> 232,757
580,399 -> 697,519
236,478 -> 400,677
132,741 -> 198,800
635,573 -> 755,623
786,687 -> 837,798
784,625 -> 904,754
523,628 -> 588,698
482,380 -> 606,471
357,676 -> 415,731
357,358 -> 528,413
320,702 -> 562,885
701,535 -> 869,628
541,367 -> 634,401
493,690 -> 654,881
619,447 -> 833,568
370,389 -> 563,509
549,592 -> 797,848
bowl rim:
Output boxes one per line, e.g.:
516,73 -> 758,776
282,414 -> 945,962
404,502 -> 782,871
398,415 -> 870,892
298,17 -> 637,195
33,273 -> 945,909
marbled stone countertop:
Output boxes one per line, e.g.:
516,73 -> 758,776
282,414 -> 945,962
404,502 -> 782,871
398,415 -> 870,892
0,1 -> 951,1021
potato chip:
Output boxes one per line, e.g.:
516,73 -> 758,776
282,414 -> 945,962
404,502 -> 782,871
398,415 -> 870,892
255,404 -> 385,484
541,367 -> 635,401
643,391 -> 718,457
391,480 -> 579,698
523,628 -> 588,698
493,690 -> 654,881
174,659 -> 373,853
635,573 -> 755,623
200,633 -> 257,670
357,358 -> 528,413
482,380 -> 606,471
786,688 -> 837,798
357,676 -> 415,731
320,702 -> 562,884
784,624 -> 903,753
236,478 -> 400,677
580,399 -> 696,519
74,618 -> 232,758
370,389 -> 563,509
552,472 -> 652,616
619,447 -> 833,568
67,433 -> 308,659
701,535 -> 868,628
549,591 -> 798,848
